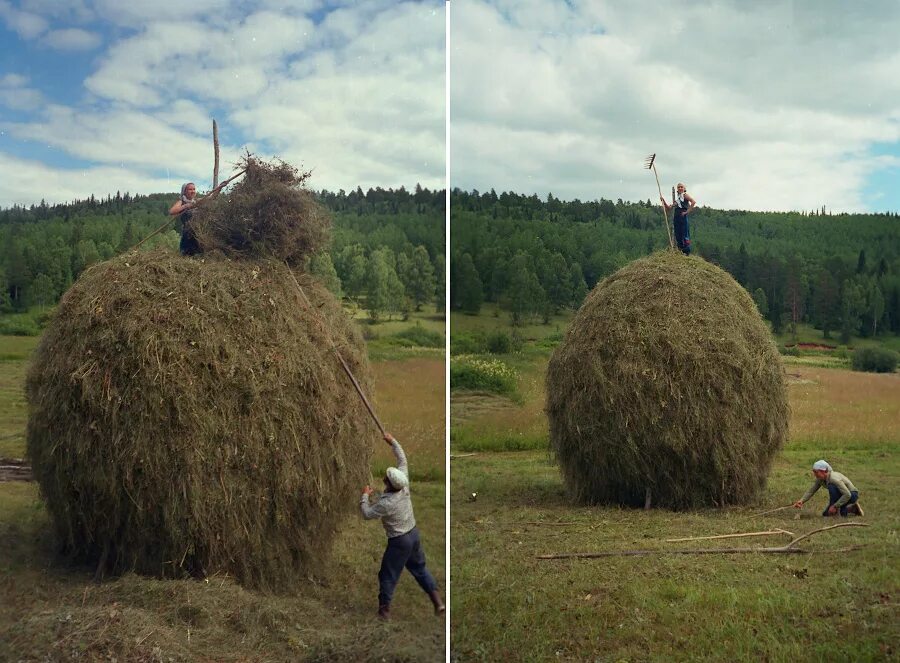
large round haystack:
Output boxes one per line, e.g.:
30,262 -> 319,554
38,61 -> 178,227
26,250 -> 372,588
546,251 -> 789,509
191,157 -> 330,266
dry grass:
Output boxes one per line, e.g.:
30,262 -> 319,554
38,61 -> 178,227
789,366 -> 900,445
0,335 -> 446,662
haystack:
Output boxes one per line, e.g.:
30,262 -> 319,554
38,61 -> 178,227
191,156 -> 330,266
546,251 -> 789,509
26,250 -> 372,588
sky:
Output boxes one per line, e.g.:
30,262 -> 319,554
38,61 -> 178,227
0,0 -> 445,208
450,0 -> 900,213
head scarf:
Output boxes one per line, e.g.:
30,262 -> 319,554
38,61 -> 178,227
812,460 -> 832,473
385,467 -> 409,490
181,182 -> 196,204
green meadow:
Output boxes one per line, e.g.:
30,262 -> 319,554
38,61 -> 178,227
450,311 -> 900,662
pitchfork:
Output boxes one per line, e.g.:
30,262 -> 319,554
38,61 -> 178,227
644,153 -> 675,250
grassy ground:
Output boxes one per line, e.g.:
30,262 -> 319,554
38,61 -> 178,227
450,337 -> 900,660
0,335 -> 446,662
450,303 -> 572,342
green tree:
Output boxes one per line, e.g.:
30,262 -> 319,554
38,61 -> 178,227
406,245 -> 435,311
366,248 -> 405,321
73,239 -> 101,277
752,288 -> 768,317
434,254 -> 445,312
456,253 -> 484,314
544,252 -> 571,314
309,252 -> 342,298
26,272 -> 55,307
504,252 -> 545,326
569,263 -> 588,308
840,279 -> 866,344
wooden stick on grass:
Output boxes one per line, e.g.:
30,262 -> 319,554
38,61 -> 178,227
537,522 -> 869,560
665,529 -> 794,543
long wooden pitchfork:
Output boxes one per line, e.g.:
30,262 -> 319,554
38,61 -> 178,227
644,153 -> 675,250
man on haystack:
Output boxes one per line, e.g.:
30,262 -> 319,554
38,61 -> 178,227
361,432 -> 444,620
660,182 -> 697,255
793,460 -> 864,517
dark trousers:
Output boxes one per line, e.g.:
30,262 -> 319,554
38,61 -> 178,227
180,226 -> 200,256
674,214 -> 691,255
824,485 -> 859,517
180,212 -> 200,256
378,527 -> 437,606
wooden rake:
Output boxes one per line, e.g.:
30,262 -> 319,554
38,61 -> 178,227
644,153 -> 675,250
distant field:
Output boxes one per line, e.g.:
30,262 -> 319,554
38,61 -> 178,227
0,333 -> 445,662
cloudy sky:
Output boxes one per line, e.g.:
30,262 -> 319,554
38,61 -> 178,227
450,0 -> 900,213
0,0 -> 444,207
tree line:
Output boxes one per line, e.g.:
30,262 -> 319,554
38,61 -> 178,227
0,186 -> 445,322
450,189 -> 900,341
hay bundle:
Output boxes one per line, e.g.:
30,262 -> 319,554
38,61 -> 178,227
26,250 -> 372,588
546,251 -> 789,509
191,157 -> 330,266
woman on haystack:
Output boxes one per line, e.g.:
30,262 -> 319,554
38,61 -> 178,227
793,460 -> 864,517
360,432 -> 444,620
660,182 -> 697,255
169,182 -> 201,256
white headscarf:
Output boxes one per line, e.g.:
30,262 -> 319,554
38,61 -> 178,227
812,460 -> 832,473
386,467 -> 409,490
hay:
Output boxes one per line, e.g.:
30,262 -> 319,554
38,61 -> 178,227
26,249 -> 372,589
546,251 -> 789,510
191,156 -> 330,266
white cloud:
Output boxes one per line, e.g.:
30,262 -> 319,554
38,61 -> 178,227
0,2 -> 445,207
0,151 -> 180,207
0,0 -> 48,39
40,27 -> 101,50
0,73 -> 43,110
451,0 -> 900,212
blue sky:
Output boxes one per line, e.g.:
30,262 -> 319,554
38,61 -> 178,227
0,0 -> 445,207
450,0 -> 900,213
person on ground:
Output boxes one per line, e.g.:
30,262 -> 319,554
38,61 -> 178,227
793,460 -> 864,517
660,182 -> 697,255
360,432 -> 444,620
169,182 -> 201,256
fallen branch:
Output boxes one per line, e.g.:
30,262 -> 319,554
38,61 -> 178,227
666,529 -> 794,543
537,522 -> 869,560
0,458 -> 32,482
450,453 -> 477,459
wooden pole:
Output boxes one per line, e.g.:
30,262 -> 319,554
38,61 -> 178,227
537,522 -> 869,560
212,119 -> 220,189
665,530 -> 793,543
285,265 -> 386,436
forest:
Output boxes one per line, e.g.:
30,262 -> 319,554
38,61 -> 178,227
449,189 -> 900,341
0,185 -> 445,328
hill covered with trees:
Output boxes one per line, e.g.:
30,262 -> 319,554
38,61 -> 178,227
0,185 -> 445,326
450,189 -> 900,341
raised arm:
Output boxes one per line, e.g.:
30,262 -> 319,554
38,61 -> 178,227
384,433 -> 408,477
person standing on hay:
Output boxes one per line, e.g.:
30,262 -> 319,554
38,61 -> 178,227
169,182 -> 201,256
660,182 -> 697,255
360,432 -> 444,620
793,460 -> 864,517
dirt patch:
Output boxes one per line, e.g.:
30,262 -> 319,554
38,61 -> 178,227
790,343 -> 836,351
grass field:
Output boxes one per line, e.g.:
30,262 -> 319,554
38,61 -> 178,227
449,312 -> 900,661
0,333 -> 446,662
